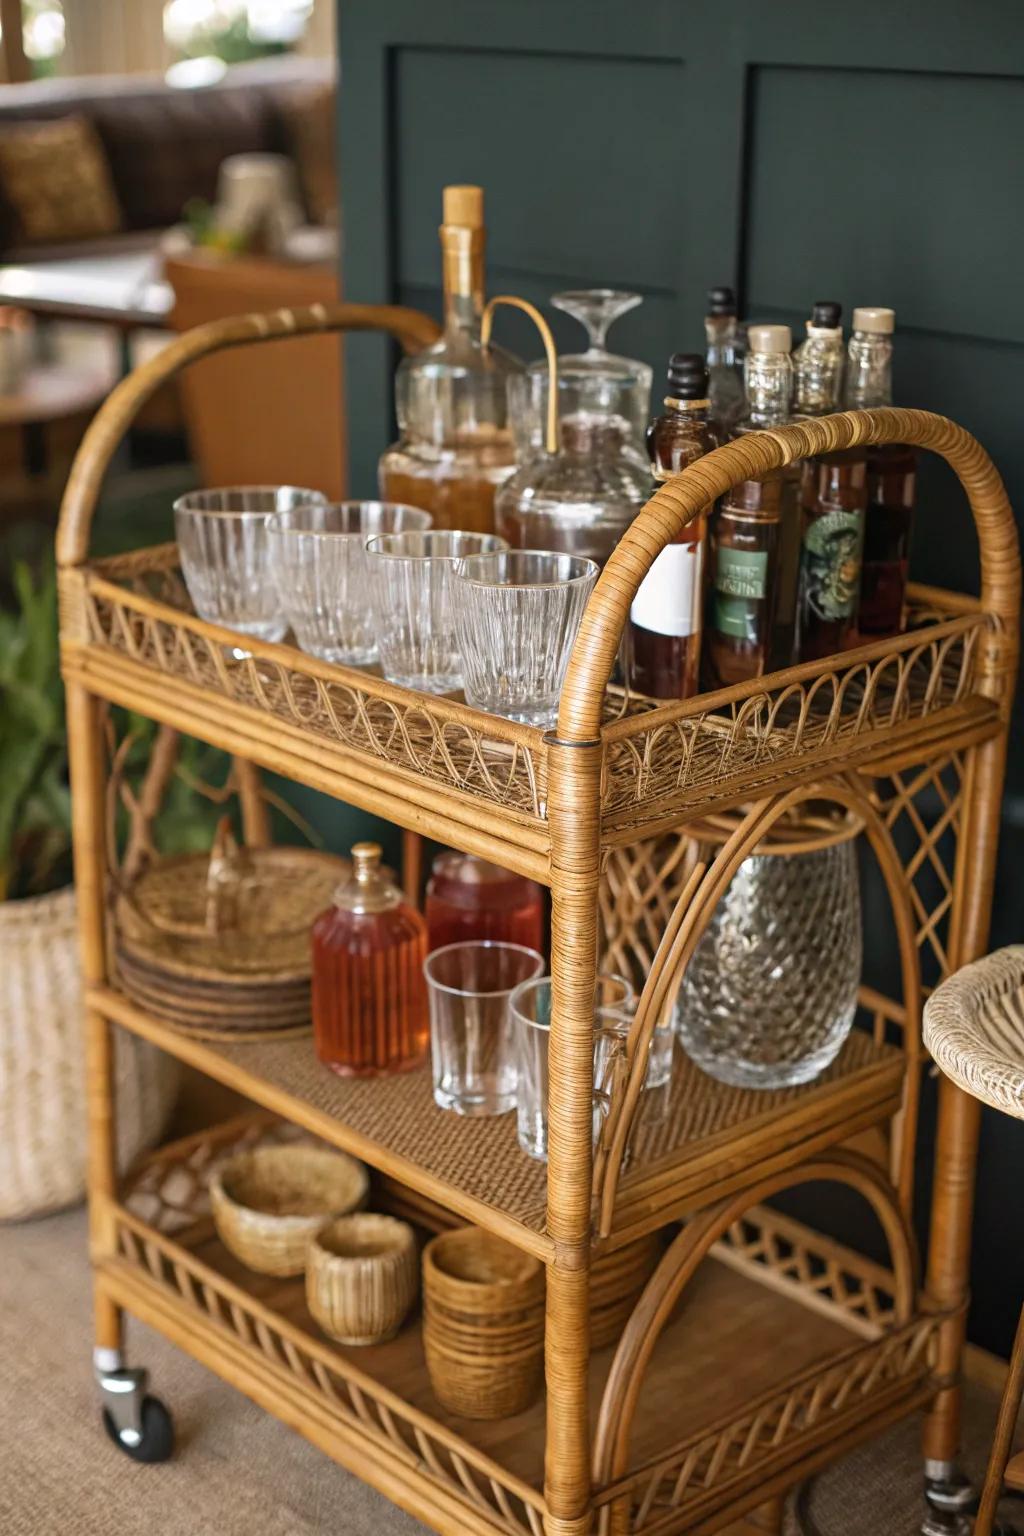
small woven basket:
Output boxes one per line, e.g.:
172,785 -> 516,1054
0,886 -> 179,1221
211,1142 -> 368,1276
422,1226 -> 545,1419
306,1213 -> 419,1345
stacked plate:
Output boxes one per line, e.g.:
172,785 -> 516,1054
114,845 -> 348,1041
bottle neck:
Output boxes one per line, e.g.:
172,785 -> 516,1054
441,224 -> 485,333
846,330 -> 893,408
704,314 -> 736,366
743,351 -> 792,427
663,396 -> 711,420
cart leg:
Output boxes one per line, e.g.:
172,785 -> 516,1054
921,1079 -> 980,1536
974,1299 -> 1024,1536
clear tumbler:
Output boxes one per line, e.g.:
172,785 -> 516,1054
365,529 -> 507,694
267,500 -> 431,665
423,940 -> 544,1116
453,549 -> 599,726
174,486 -> 325,644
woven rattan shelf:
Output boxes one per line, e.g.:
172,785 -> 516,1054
106,1114 -> 945,1536
60,306 -> 1020,1536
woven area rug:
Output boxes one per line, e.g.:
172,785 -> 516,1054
0,1206 -> 1019,1535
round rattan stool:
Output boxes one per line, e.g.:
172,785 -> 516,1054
924,946 -> 1024,1536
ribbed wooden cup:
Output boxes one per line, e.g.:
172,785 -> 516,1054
588,1233 -> 663,1350
422,1226 -> 545,1419
210,1143 -> 369,1277
306,1213 -> 419,1345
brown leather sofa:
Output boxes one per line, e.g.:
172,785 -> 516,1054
0,56 -> 334,261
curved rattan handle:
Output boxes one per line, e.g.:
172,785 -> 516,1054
56,300 -> 442,568
556,406 -> 1021,740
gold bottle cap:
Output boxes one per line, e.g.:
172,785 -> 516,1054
852,306 -> 895,335
747,323 -> 791,354
333,843 -> 400,914
442,184 -> 484,228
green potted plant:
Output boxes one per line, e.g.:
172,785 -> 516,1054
0,562 -> 180,1221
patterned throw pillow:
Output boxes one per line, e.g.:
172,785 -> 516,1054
0,115 -> 122,244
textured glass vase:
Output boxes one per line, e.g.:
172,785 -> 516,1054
676,840 -> 862,1090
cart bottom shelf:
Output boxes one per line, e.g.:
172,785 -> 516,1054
99,1200 -> 939,1536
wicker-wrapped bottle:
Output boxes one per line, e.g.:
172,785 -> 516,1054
312,843 -> 429,1077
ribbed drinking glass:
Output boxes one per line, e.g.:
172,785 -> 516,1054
267,501 -> 431,665
174,486 -> 325,644
365,529 -> 506,694
453,549 -> 598,726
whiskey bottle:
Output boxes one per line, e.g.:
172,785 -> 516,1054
626,354 -> 718,699
378,185 -> 522,533
793,302 -> 867,661
846,307 -> 916,638
705,324 -> 792,688
704,285 -> 745,435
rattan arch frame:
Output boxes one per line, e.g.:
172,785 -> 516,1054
592,1151 -> 919,1536
594,776 -> 924,1237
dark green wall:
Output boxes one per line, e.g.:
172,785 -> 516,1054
337,0 -> 1024,1355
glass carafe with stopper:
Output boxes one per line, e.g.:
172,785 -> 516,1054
510,288 -> 652,460
312,842 -> 429,1077
377,185 -> 522,533
494,297 -> 650,568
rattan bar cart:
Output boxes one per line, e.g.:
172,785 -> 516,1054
58,303 -> 1020,1536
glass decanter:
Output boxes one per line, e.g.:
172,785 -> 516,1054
312,842 -> 429,1077
377,185 -> 522,533
675,810 -> 862,1090
425,851 -> 544,954
494,297 -> 650,567
511,288 -> 652,460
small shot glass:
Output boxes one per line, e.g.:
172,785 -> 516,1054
453,549 -> 599,727
174,486 -> 325,645
423,941 -> 544,1116
366,530 -> 508,695
509,972 -> 635,1162
267,500 -> 431,666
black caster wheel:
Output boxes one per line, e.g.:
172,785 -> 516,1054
102,1395 -> 174,1463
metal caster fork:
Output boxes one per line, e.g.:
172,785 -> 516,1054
95,1355 -> 174,1463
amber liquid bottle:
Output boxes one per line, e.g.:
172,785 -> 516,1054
425,852 -> 544,953
312,843 -> 429,1077
626,354 -> 718,699
705,324 -> 793,689
846,307 -> 917,638
378,185 -> 521,533
793,302 -> 868,662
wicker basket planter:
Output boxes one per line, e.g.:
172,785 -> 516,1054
422,1226 -> 545,1419
0,886 -> 179,1221
210,1142 -> 369,1276
306,1212 -> 418,1344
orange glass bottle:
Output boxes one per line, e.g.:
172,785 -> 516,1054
312,842 -> 429,1077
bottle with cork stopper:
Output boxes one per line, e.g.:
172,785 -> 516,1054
377,184 -> 522,534
705,323 -> 796,687
311,842 -> 429,1078
845,306 -> 917,638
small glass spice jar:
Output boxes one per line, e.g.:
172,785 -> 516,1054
312,842 -> 429,1077
425,851 -> 544,954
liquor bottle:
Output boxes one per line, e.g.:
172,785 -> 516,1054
705,324 -> 792,688
846,307 -> 917,638
704,285 -> 745,435
425,851 -> 544,953
378,185 -> 522,533
793,302 -> 867,661
312,843 -> 429,1077
626,354 -> 718,699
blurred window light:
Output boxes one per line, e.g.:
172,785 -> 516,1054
163,0 -> 313,62
23,0 -> 66,70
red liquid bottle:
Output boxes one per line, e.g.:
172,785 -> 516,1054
425,851 -> 544,953
312,842 -> 429,1077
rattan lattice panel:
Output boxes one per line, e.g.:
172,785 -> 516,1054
66,551 -> 992,837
